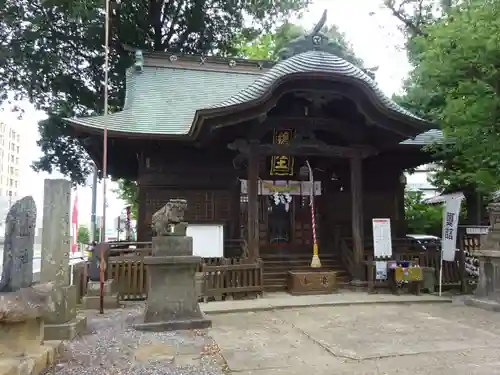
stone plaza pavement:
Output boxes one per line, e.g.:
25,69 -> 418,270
209,301 -> 500,375
48,293 -> 500,375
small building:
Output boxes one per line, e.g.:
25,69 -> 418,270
66,14 -> 441,290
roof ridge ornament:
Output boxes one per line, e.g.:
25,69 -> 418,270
277,10 -> 337,60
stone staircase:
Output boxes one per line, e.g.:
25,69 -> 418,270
260,252 -> 349,292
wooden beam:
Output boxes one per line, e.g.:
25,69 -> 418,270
247,147 -> 260,261
350,155 -> 364,283
228,139 -> 376,159
248,117 -> 361,140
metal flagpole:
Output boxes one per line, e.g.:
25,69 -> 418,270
90,164 -> 98,242
99,0 -> 110,315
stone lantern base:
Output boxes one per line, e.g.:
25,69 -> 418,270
134,236 -> 211,331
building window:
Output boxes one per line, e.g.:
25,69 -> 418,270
9,179 -> 13,187
16,146 -> 19,153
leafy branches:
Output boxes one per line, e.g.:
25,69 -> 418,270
0,0 -> 311,184
387,0 -> 500,196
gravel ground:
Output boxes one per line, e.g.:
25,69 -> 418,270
48,305 -> 228,375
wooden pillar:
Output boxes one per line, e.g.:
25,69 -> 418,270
350,155 -> 364,282
247,150 -> 260,260
137,183 -> 147,242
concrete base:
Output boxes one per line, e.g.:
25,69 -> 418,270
81,295 -> 122,310
134,315 -> 212,332
44,314 -> 87,341
0,340 -> 62,375
86,279 -> 117,296
464,297 -> 500,312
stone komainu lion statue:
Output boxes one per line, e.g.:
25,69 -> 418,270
151,199 -> 188,236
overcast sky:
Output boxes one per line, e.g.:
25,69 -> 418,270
1,0 -> 411,231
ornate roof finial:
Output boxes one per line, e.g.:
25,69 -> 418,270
277,10 -> 332,60
312,10 -> 327,36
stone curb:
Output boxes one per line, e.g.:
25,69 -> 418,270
202,297 -> 453,315
0,340 -> 62,375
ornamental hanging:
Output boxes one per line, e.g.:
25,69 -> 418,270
272,192 -> 292,212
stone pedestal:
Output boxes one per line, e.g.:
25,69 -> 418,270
0,283 -> 63,375
43,285 -> 87,340
465,250 -> 500,311
134,236 -> 211,331
82,279 -> 122,310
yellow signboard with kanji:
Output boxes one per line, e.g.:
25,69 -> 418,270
270,129 -> 294,176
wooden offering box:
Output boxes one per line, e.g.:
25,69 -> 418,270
287,270 -> 338,295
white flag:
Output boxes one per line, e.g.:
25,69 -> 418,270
441,196 -> 463,261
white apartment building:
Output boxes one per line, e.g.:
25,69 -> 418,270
405,164 -> 440,199
0,122 -> 22,203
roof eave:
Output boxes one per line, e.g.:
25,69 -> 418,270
189,72 -> 438,139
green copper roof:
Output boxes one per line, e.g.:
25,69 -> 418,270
67,66 -> 259,135
66,53 -> 441,145
67,9 -> 439,144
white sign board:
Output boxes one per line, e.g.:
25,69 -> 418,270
465,226 -> 489,235
375,261 -> 388,280
186,224 -> 224,258
441,196 -> 463,262
372,218 -> 392,258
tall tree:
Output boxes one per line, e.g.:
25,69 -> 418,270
385,0 -> 500,222
0,0 -> 310,184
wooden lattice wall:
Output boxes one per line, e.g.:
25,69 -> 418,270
139,188 -> 233,240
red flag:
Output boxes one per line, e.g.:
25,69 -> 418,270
71,195 -> 78,253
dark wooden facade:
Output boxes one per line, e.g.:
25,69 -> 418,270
67,14 -> 439,287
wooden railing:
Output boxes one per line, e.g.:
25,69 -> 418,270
364,250 -> 464,290
108,255 -> 148,300
74,255 -> 264,303
339,237 -> 467,291
201,260 -> 264,301
339,238 -> 355,279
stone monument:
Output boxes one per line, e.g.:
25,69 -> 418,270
0,196 -> 37,292
40,179 -> 87,339
134,199 -> 211,331
465,202 -> 500,311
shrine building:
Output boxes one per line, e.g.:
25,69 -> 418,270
66,13 -> 442,289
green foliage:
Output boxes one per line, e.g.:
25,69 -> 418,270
0,0 -> 311,184
90,227 -> 101,243
112,179 -> 138,219
405,190 -> 443,235
77,225 -> 90,244
388,0 -> 500,196
234,22 -> 374,78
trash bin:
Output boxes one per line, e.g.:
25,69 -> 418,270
88,243 -> 110,282
422,267 -> 436,293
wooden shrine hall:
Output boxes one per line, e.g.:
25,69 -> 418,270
66,12 -> 442,291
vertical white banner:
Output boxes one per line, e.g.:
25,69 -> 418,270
441,197 -> 463,261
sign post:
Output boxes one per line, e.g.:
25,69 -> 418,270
372,219 -> 392,280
